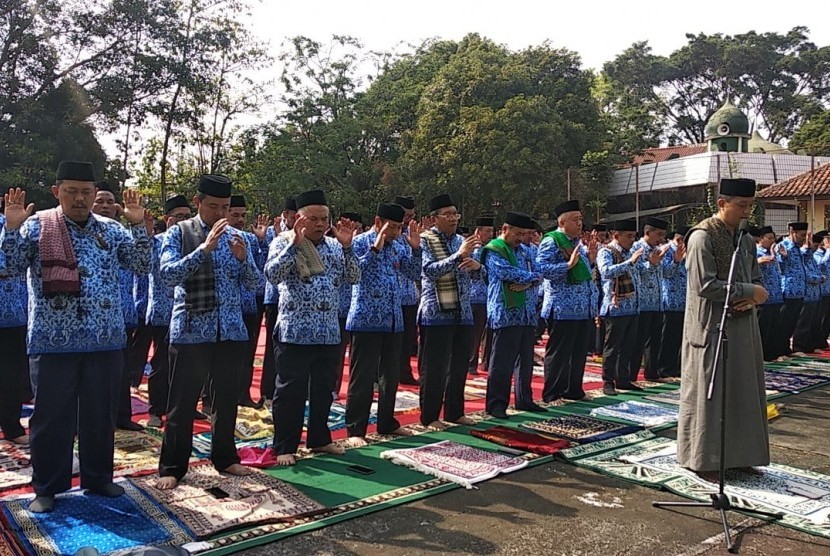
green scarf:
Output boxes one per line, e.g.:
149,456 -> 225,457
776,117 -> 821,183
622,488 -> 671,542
481,237 -> 526,309
544,229 -> 592,284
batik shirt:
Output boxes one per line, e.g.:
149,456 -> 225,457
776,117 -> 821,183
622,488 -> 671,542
814,248 -> 830,297
134,273 -> 149,326
239,230 -> 265,315
537,234 -> 595,321
161,216 -> 260,344
597,243 -> 640,318
660,242 -> 687,312
347,229 -> 422,333
801,247 -> 823,303
632,238 -> 663,313
265,234 -> 360,345
0,214 -> 27,328
484,243 -> 541,329
396,235 -> 420,306
756,245 -> 784,305
263,223 -> 288,306
0,212 -> 151,354
778,238 -> 809,299
146,233 -> 174,327
417,228 -> 474,327
469,246 -> 488,305
119,267 -> 138,329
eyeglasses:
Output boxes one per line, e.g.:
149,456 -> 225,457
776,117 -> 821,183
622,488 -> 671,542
170,213 -> 191,220
436,212 -> 461,220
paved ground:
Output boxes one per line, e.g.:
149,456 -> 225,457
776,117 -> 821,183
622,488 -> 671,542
238,388 -> 830,555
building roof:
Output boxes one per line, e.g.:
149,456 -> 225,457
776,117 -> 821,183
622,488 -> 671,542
756,161 -> 830,200
598,203 -> 704,223
748,131 -> 792,155
628,144 -> 708,166
705,100 -> 750,139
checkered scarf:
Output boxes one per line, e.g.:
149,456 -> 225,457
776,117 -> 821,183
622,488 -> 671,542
421,229 -> 460,312
38,207 -> 81,297
179,218 -> 216,313
608,243 -> 635,307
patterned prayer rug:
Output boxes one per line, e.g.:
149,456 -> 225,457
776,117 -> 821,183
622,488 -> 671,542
392,390 -> 421,414
643,391 -> 681,406
235,406 -> 273,440
764,370 -> 830,392
0,479 -> 194,556
130,465 -> 326,539
0,530 -> 22,556
469,426 -> 570,455
191,432 -> 270,460
0,443 -> 31,492
111,430 -> 163,477
589,400 -> 679,427
519,414 -> 642,443
130,395 -> 150,415
380,440 -> 528,489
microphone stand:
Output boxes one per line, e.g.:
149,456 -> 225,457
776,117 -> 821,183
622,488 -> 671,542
652,224 -> 783,554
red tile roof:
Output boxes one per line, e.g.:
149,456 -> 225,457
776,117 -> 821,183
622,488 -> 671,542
757,162 -> 830,199
627,144 -> 708,166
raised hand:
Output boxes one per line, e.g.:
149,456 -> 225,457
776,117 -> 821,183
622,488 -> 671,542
2,188 -> 35,230
122,189 -> 145,225
778,243 -> 787,257
273,215 -> 283,233
228,233 -> 248,262
458,232 -> 482,257
251,213 -> 269,242
407,219 -> 422,249
567,243 -> 582,269
373,221 -> 391,251
673,242 -> 687,263
203,218 -> 228,253
458,257 -> 481,271
334,218 -> 358,248
629,247 -> 645,264
648,244 -> 669,265
292,214 -> 308,245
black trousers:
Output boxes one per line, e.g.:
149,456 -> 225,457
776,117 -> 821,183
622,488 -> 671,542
543,319 -> 592,402
486,326 -> 535,413
238,311 -> 262,403
160,342 -> 244,480
272,342 -> 339,455
776,298 -> 804,357
115,327 -> 136,425
418,325 -> 473,425
631,311 -> 662,380
757,303 -> 782,361
346,331 -> 402,437
0,326 -> 26,439
657,311 -> 684,377
127,324 -> 153,388
29,350 -> 120,495
814,296 -> 830,350
468,304 -> 487,371
793,301 -> 819,353
337,317 -> 351,393
512,327 -> 538,408
602,315 -> 639,385
260,304 -> 279,400
147,325 -> 170,417
399,305 -> 418,379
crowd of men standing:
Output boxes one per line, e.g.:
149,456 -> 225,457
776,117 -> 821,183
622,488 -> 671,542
2,163 -> 830,512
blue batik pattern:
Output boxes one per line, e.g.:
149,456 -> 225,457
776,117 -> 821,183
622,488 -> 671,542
597,243 -> 640,317
417,228 -> 474,326
778,238 -> 808,299
239,230 -> 265,315
264,225 -> 279,305
814,248 -> 830,297
0,215 -> 27,328
0,213 -> 151,354
396,235 -> 420,307
483,243 -> 541,329
537,235 -> 595,321
756,245 -> 784,305
469,246 -> 488,305
632,239 -> 663,312
660,242 -> 687,312
145,233 -> 174,326
265,234 -> 360,345
119,267 -> 138,329
160,217 -> 260,344
133,273 -> 149,324
347,229 -> 422,333
801,247 -> 823,303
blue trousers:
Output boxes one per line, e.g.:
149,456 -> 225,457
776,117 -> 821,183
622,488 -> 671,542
29,350 -> 121,495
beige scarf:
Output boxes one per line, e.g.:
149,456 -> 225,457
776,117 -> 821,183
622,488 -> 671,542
280,230 -> 326,281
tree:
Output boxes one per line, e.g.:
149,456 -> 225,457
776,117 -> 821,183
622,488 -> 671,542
790,110 -> 830,156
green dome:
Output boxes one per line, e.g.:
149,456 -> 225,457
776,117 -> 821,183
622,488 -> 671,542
705,100 -> 750,139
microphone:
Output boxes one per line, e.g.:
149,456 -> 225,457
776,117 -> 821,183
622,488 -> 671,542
738,218 -> 750,235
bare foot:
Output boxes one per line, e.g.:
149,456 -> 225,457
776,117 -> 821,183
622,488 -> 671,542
276,454 -> 296,466
311,443 -> 345,455
451,416 -> 476,426
387,427 -> 413,437
425,420 -> 447,431
156,476 -> 178,490
345,437 -> 368,448
10,434 -> 29,445
221,463 -> 252,476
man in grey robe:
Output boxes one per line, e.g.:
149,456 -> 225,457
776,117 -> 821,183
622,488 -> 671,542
678,177 -> 770,478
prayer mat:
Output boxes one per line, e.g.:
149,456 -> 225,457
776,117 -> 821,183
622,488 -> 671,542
191,432 -> 270,460
0,479 -> 194,556
112,430 -> 163,478
643,391 -> 681,406
0,443 -> 31,492
764,370 -> 830,393
235,406 -> 273,440
131,465 -> 326,540
0,530 -> 22,556
380,440 -> 528,489
131,395 -> 150,415
519,414 -> 642,443
392,390 -> 421,414
469,426 -> 570,455
589,400 -> 679,427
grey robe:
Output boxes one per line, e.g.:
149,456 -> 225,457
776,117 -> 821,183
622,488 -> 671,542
677,223 -> 769,472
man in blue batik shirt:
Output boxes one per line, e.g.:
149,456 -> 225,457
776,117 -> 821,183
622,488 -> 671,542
157,175 -> 261,490
813,232 -> 830,350
630,217 -> 671,381
1,161 -> 151,512
777,222 -> 810,358
418,194 -> 481,429
394,196 -> 421,385
345,203 -> 422,446
468,216 -> 494,375
597,220 -> 645,395
755,226 -> 785,361
336,211 -> 362,395
538,200 -> 598,403
265,189 -> 361,466
793,231 -> 825,353
481,212 -> 542,419
656,227 -> 688,378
